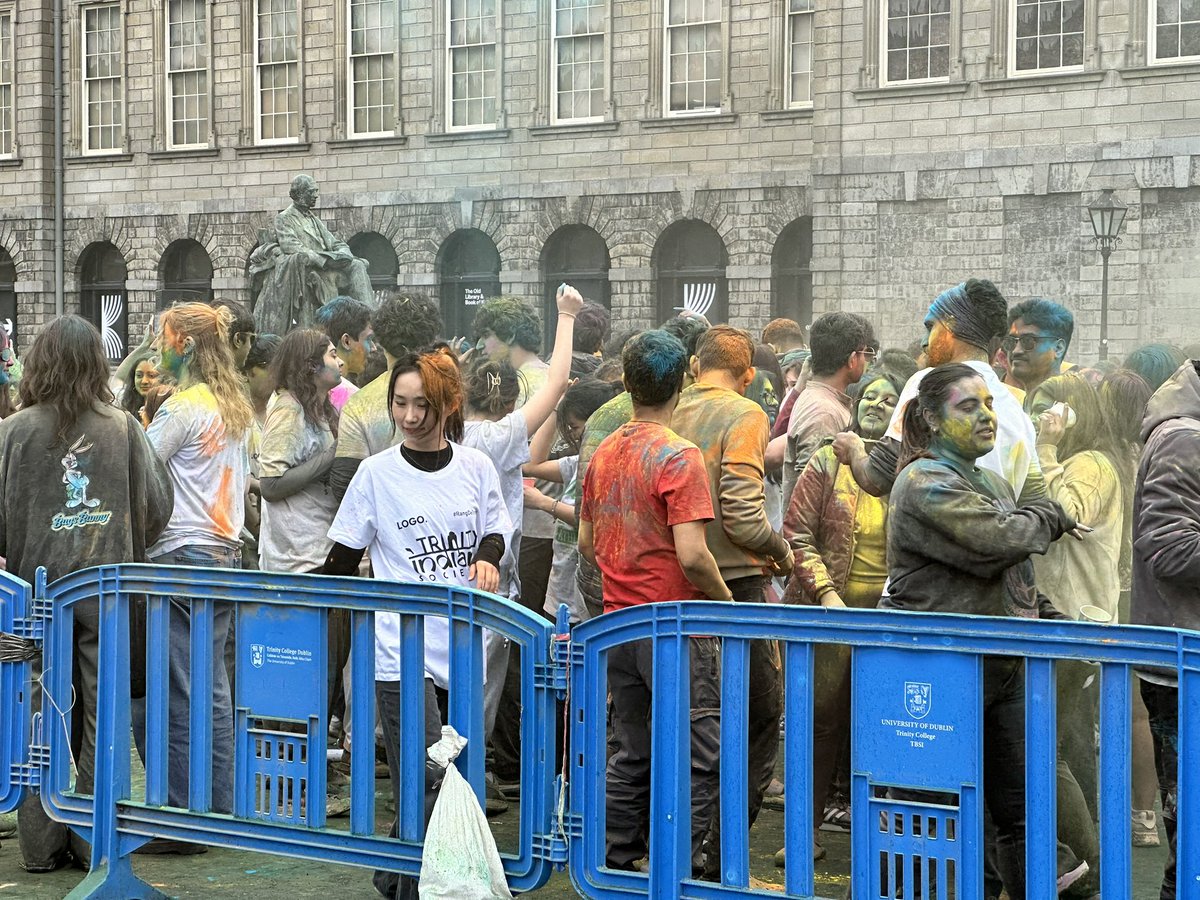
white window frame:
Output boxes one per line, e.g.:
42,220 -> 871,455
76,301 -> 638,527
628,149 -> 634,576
1149,0 -> 1200,65
347,0 -> 398,138
165,0 -> 209,150
552,0 -> 606,124
664,0 -> 723,116
879,0 -> 951,86
82,3 -> 124,155
0,8 -> 13,158
446,0 -> 499,132
786,0 -> 813,108
254,0 -> 301,145
1007,0 -> 1086,77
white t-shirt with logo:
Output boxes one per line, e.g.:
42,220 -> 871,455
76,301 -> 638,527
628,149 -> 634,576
327,442 -> 511,687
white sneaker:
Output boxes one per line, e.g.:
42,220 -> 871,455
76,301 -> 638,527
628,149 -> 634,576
1132,808 -> 1161,847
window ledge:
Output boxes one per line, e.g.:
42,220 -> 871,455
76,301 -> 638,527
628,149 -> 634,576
235,142 -> 313,158
0,157 -> 21,169
529,120 -> 620,137
327,134 -> 409,150
147,147 -> 221,161
760,107 -> 815,122
426,128 -> 511,144
66,152 -> 134,165
979,70 -> 1106,91
852,82 -> 969,101
640,112 -> 739,130
1119,61 -> 1200,80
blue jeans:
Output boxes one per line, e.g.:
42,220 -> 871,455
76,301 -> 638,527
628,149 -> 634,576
132,544 -> 239,813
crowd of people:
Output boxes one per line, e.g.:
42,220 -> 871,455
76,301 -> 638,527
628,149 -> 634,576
0,276 -> 1195,900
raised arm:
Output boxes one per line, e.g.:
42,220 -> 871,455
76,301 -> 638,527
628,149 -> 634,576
518,285 -> 585,435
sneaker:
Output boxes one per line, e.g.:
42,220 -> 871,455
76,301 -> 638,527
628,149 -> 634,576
1057,860 -> 1089,894
134,838 -> 209,856
773,836 -> 826,868
0,811 -> 16,839
763,778 -> 785,811
326,794 -> 352,818
484,773 -> 510,817
1132,809 -> 1161,847
820,801 -> 851,833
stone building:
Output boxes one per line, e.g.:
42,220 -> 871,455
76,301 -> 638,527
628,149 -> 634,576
0,0 -> 1197,362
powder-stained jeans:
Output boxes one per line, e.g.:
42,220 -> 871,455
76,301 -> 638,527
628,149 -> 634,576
606,636 -> 722,873
131,544 -> 239,814
1141,679 -> 1179,900
701,575 -> 782,878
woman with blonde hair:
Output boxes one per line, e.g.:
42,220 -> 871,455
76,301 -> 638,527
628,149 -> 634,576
135,301 -> 254,840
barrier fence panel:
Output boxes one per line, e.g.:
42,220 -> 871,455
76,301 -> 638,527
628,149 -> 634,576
566,601 -> 1200,900
0,568 -> 35,814
26,564 -> 562,900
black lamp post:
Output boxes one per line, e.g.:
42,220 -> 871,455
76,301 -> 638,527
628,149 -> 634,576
1087,190 -> 1128,362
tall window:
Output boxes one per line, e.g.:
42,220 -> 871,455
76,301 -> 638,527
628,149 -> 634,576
1011,0 -> 1084,72
0,11 -> 12,157
772,218 -> 813,324
83,4 -> 124,153
553,0 -> 604,122
787,0 -> 813,107
666,0 -> 721,114
0,248 -> 15,350
167,0 -> 208,148
653,220 -> 728,324
349,0 -> 397,136
256,0 -> 300,143
883,0 -> 950,84
1153,0 -> 1200,62
159,239 -> 213,307
541,225 -> 610,326
79,242 -> 128,362
448,0 -> 497,130
349,232 -> 398,302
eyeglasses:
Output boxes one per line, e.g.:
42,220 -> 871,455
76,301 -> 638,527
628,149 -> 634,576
856,348 -> 878,361
1001,334 -> 1059,353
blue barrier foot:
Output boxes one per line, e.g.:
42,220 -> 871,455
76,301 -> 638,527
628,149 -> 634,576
64,856 -> 169,900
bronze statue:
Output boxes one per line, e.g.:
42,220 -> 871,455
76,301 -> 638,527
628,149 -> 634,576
249,175 -> 374,334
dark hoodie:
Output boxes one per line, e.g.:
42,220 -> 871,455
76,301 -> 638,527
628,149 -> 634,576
1132,359 -> 1200,639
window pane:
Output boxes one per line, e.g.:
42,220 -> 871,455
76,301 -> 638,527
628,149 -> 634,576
1014,0 -> 1084,69
884,0 -> 949,81
84,4 -> 124,151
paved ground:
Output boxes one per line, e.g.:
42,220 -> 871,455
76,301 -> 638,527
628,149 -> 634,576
0,790 -> 1168,898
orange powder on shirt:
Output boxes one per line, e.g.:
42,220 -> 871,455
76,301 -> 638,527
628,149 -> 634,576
207,466 -> 236,539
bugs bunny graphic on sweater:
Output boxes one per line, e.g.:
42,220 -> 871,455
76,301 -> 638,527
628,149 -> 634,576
62,436 -> 102,509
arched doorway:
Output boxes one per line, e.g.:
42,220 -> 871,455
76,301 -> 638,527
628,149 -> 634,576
771,217 -> 813,325
540,225 -> 610,326
349,232 -> 399,304
0,248 -> 15,349
438,229 -> 501,338
653,220 -> 728,325
79,242 -> 128,362
159,239 -> 214,308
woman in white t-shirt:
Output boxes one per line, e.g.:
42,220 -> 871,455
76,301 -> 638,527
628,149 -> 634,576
324,347 -> 510,900
258,329 -> 342,573
142,301 -> 254,821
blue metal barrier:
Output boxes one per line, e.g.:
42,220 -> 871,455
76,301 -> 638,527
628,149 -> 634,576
17,564 -> 562,900
566,601 -> 1200,900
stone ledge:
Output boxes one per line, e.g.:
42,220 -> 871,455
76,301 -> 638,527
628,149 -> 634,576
1119,61 -> 1200,81
639,112 -> 739,129
978,70 -> 1106,92
425,128 -> 511,144
529,120 -> 621,137
0,157 -> 21,169
235,142 -> 313,158
327,134 -> 409,150
65,152 -> 135,165
760,107 -> 815,123
146,147 -> 221,161
852,82 -> 970,101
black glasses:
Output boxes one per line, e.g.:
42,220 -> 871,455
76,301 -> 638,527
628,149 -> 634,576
1001,334 -> 1058,353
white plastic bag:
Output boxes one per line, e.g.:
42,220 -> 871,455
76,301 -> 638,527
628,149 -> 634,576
418,726 -> 514,900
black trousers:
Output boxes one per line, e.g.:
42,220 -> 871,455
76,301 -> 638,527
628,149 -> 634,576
606,637 -> 721,873
1142,679 -> 1179,900
373,678 -> 444,900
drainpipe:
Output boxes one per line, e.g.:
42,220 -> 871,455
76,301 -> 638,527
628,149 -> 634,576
53,0 -> 65,316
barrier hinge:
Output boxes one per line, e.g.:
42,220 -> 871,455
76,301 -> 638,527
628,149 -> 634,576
545,630 -> 571,698
11,593 -> 51,646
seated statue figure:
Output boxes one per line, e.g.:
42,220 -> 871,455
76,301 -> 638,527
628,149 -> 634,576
249,174 -> 374,335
